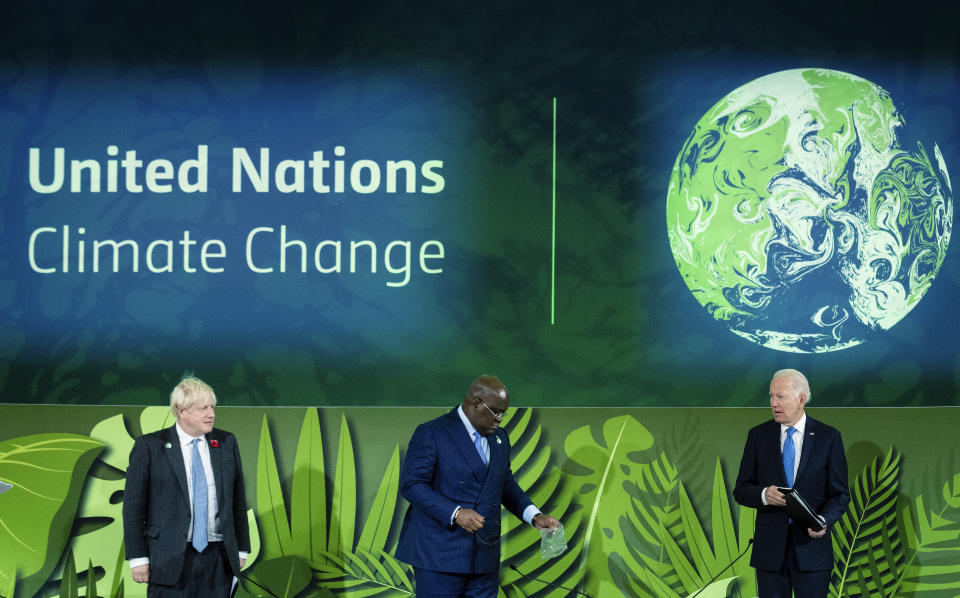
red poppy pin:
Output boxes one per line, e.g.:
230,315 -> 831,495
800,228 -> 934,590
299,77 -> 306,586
209,439 -> 220,448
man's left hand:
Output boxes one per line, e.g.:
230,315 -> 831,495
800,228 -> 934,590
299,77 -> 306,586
808,516 -> 828,538
532,513 -> 560,529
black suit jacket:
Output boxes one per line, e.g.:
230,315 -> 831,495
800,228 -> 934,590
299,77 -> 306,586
733,416 -> 849,572
122,425 -> 251,585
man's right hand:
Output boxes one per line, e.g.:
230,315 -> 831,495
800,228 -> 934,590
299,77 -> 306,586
764,485 -> 787,507
454,508 -> 485,533
131,564 -> 149,584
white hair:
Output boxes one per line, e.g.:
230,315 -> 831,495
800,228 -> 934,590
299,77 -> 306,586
772,369 -> 811,403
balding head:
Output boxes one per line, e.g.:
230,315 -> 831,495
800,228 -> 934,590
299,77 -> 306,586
462,375 -> 509,436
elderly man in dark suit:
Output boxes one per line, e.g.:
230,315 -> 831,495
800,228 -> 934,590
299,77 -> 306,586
123,376 -> 250,597
733,369 -> 850,598
396,375 -> 559,597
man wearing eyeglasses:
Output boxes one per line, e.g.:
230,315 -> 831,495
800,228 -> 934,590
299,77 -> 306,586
396,375 -> 559,597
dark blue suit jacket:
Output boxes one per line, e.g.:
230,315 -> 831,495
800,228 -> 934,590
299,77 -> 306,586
396,408 -> 534,574
122,426 -> 251,585
733,416 -> 849,572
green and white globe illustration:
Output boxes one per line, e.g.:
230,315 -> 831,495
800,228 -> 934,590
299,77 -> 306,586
666,68 -> 953,352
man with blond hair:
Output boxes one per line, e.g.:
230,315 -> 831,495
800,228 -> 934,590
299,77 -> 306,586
733,369 -> 849,598
123,376 -> 250,597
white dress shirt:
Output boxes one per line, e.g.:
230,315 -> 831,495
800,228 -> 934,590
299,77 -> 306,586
761,413 -> 807,505
176,423 -> 222,544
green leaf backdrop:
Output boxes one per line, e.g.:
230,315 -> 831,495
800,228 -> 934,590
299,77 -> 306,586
0,405 -> 957,597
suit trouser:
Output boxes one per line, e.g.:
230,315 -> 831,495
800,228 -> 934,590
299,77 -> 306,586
413,567 -> 499,598
148,542 -> 232,598
756,527 -> 831,598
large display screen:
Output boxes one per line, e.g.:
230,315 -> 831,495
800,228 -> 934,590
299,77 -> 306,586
2,3 -> 957,407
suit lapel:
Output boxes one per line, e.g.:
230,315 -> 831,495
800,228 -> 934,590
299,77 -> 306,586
796,417 -> 817,484
770,422 -> 789,486
209,431 -> 224,507
443,409 -> 488,479
163,426 -> 190,504
474,427 -> 507,514
487,428 -> 507,473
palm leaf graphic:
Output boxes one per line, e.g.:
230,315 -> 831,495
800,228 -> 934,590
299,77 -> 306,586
894,470 -> 960,595
256,414 -> 295,558
643,460 -> 754,598
312,549 -> 412,597
291,408 -> 328,563
500,407 -> 585,597
616,451 -> 686,596
253,409 -> 412,596
829,447 -> 904,597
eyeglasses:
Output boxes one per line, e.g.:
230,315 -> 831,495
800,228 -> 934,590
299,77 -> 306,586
479,401 -> 507,421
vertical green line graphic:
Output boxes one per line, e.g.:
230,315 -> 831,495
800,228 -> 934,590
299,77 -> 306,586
551,97 -> 557,325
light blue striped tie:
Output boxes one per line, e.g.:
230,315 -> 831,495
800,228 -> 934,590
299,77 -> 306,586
474,432 -> 487,465
191,438 -> 208,552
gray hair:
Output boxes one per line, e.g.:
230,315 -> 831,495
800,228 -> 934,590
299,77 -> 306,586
772,369 -> 811,403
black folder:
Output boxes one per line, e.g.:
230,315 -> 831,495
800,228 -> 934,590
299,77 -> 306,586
777,487 -> 826,530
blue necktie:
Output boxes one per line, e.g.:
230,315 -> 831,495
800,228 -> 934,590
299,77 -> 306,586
474,432 -> 488,465
782,427 -> 797,488
191,438 -> 208,552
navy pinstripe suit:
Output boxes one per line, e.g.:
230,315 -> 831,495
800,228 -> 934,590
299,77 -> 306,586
396,407 -> 533,576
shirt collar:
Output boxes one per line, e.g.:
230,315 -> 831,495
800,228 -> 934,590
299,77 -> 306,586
457,405 -> 481,439
781,413 -> 807,436
175,422 -> 206,446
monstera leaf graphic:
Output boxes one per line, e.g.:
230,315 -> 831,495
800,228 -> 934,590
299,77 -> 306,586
58,408 -> 168,598
561,414 -> 655,593
0,433 -> 104,598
